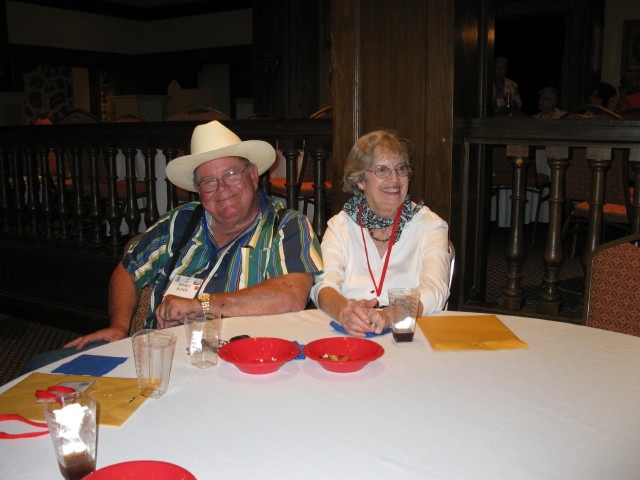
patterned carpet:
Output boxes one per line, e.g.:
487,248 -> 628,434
0,314 -> 81,386
484,223 -> 585,318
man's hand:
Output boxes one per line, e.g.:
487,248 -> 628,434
155,295 -> 200,329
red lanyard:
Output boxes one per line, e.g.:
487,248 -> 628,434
359,203 -> 402,297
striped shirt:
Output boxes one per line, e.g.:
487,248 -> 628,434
122,194 -> 323,328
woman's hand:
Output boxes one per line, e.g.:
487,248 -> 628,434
337,298 -> 382,337
155,295 -> 200,329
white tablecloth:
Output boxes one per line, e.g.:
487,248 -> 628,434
1,310 -> 639,479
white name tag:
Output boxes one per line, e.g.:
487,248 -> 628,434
164,275 -> 203,298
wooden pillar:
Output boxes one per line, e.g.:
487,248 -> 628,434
537,146 -> 568,315
142,148 -> 159,229
582,147 -> 612,269
498,144 -> 529,311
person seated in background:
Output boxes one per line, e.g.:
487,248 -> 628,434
311,129 -> 450,337
492,56 -> 523,116
532,86 -> 566,120
24,121 -> 323,370
588,82 -> 619,111
616,70 -> 640,118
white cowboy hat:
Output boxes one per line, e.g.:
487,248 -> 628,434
166,120 -> 276,192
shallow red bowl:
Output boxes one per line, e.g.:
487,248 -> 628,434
218,337 -> 300,374
303,337 -> 384,373
83,460 -> 195,479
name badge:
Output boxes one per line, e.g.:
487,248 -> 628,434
164,275 -> 203,298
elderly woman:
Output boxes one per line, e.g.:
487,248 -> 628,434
311,129 -> 451,337
532,86 -> 566,120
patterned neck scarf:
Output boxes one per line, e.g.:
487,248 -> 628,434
343,194 -> 423,244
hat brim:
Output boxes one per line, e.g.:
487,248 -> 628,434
166,140 -> 276,192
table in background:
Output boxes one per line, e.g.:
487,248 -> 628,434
1,310 -> 639,479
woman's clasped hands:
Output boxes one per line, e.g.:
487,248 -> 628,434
337,298 -> 389,337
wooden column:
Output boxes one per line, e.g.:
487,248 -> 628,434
582,147 -> 612,268
142,148 -> 159,228
498,144 -> 529,311
537,146 -> 569,315
310,143 -> 328,239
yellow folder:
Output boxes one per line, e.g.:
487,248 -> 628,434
418,315 -> 529,351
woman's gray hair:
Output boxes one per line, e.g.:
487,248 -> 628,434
342,129 -> 414,195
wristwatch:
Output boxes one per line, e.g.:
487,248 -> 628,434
198,293 -> 212,317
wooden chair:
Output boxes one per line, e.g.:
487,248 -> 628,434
166,105 -> 230,122
445,240 -> 455,310
490,145 -> 550,239
583,233 -> 640,337
123,234 -> 153,336
562,148 -> 631,256
270,143 -> 332,216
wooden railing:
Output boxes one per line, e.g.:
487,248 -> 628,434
0,119 -> 332,330
0,119 -> 333,253
457,118 -> 640,320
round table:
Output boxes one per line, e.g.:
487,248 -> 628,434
1,310 -> 639,479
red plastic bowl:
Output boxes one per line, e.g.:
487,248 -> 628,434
218,337 -> 300,374
83,460 -> 195,479
303,337 -> 384,373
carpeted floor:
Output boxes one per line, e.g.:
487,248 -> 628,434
0,314 -> 81,386
483,223 -> 585,318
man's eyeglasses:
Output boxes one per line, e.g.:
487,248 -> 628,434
196,166 -> 249,193
366,164 -> 413,179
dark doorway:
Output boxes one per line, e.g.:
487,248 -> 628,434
495,15 -> 567,116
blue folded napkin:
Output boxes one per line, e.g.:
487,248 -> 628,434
293,341 -> 306,359
51,354 -> 128,377
330,320 -> 392,337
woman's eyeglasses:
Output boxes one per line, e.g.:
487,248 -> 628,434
196,166 -> 249,193
366,164 -> 413,179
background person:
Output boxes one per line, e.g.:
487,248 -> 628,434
492,56 -> 523,116
311,129 -> 450,337
532,86 -> 566,119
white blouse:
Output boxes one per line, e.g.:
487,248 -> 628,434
311,206 -> 450,315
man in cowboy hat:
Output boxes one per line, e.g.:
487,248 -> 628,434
65,120 -> 323,350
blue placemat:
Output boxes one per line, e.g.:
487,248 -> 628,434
330,320 -> 392,337
51,354 -> 128,377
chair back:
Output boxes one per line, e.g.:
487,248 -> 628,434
583,233 -> 640,336
123,234 -> 152,336
445,240 -> 455,310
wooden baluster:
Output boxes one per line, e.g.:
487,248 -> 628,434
498,144 -> 529,311
281,143 -> 300,210
164,148 -> 178,212
122,148 -> 140,237
537,146 -> 569,315
310,143 -> 328,239
24,148 -> 39,237
104,147 -> 121,246
582,147 -> 612,269
87,148 -> 104,245
9,148 -> 26,235
38,147 -> 54,238
630,147 -> 640,235
54,147 -> 70,240
142,148 -> 159,227
69,147 -> 86,243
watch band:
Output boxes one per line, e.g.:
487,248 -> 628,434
198,293 -> 212,317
